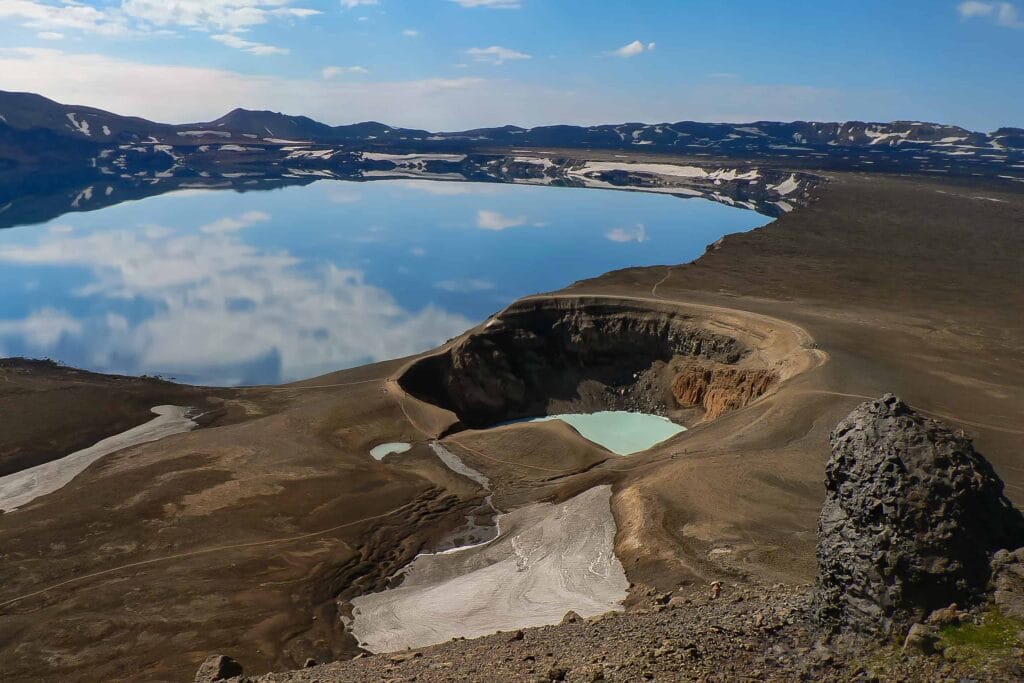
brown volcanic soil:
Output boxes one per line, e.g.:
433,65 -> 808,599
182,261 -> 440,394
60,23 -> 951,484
0,358 -> 238,477
0,169 -> 1021,682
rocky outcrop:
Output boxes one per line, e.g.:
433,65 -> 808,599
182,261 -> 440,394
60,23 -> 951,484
813,394 -> 1024,638
671,365 -> 776,421
194,654 -> 243,682
990,548 -> 1024,620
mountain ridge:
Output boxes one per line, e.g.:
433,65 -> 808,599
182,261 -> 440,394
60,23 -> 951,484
2,89 -> 1021,151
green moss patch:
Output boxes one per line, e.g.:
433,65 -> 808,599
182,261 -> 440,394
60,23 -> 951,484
940,609 -> 1024,658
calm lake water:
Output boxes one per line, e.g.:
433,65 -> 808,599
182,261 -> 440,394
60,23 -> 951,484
0,180 -> 767,385
510,412 -> 686,455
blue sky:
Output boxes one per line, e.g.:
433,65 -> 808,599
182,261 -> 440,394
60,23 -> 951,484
0,0 -> 1021,130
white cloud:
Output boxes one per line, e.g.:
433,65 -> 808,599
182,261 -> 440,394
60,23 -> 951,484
0,47 -> 904,130
341,0 -> 377,8
410,247 -> 427,256
199,210 -> 270,234
0,0 -> 129,35
402,28 -> 419,36
0,0 -> 320,38
605,224 -> 648,243
957,1 -> 1023,27
36,30 -> 63,40
322,65 -> 369,78
476,209 -> 527,230
613,40 -> 655,58
466,45 -> 530,65
211,33 -> 288,55
435,278 -> 495,292
449,0 -> 520,7
121,0 -> 320,31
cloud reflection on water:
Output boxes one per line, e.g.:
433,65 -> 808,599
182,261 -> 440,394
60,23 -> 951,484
0,211 -> 474,385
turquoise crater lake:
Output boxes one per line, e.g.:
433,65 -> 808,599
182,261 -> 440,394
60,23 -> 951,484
511,412 -> 687,455
0,180 -> 767,385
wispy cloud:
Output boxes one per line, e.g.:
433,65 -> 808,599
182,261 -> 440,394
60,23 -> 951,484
402,28 -> 419,36
341,0 -> 378,8
605,224 -> 648,243
466,45 -> 530,65
435,278 -> 495,292
0,0 -> 320,39
211,33 -> 288,56
0,0 -> 129,36
450,0 -> 521,7
322,65 -> 369,78
36,30 -> 64,40
957,1 -> 1023,27
476,209 -> 526,230
613,40 -> 656,58
122,0 -> 321,31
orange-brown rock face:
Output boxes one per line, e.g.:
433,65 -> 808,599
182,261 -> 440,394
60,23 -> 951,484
671,365 -> 777,421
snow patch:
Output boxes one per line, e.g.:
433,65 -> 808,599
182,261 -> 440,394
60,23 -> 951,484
66,112 -> 90,136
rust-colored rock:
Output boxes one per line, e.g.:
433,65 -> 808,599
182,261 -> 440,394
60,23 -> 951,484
671,365 -> 776,420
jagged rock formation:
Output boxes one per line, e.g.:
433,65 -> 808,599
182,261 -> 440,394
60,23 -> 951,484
671,366 -> 776,421
813,394 -> 1024,637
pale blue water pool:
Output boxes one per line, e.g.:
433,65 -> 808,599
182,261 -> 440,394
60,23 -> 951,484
369,442 -> 412,460
515,411 -> 686,455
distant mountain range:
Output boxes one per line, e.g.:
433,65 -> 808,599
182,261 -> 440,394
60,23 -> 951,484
1,89 -> 1021,231
2,90 -> 1022,177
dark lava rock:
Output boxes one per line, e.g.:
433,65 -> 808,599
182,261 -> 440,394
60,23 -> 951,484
991,548 -> 1024,620
902,623 -> 940,655
813,394 -> 1024,638
194,654 -> 243,682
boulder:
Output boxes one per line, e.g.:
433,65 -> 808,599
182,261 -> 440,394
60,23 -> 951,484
903,623 -> 940,655
990,547 -> 1024,620
194,654 -> 243,682
813,394 -> 1024,638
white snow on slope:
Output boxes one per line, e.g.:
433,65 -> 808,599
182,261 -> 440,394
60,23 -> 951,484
177,130 -> 232,138
362,153 -> 467,163
772,174 -> 801,196
66,112 -> 90,136
71,186 -> 94,208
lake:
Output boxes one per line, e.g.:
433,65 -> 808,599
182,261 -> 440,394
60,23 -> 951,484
510,412 -> 687,455
0,180 -> 767,385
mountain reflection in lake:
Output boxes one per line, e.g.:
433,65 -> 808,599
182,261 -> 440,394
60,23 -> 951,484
0,180 -> 767,385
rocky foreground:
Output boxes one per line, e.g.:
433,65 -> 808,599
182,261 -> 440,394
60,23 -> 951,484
197,395 -> 1024,682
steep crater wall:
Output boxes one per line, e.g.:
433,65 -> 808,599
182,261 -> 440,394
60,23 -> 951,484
398,298 -> 782,430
